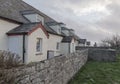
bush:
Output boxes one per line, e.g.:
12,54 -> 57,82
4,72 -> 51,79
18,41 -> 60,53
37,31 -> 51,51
0,50 -> 22,69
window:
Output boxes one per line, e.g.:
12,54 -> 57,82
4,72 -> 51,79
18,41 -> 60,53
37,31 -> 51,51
23,13 -> 44,24
36,38 -> 42,52
56,42 -> 60,50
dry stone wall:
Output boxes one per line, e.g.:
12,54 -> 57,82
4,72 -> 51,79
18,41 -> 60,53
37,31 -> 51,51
0,50 -> 88,84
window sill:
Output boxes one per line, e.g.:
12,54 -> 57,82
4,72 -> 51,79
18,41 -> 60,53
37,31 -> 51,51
36,52 -> 43,56
56,50 -> 60,53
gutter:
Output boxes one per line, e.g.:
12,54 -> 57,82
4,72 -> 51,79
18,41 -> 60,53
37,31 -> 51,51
0,16 -> 23,24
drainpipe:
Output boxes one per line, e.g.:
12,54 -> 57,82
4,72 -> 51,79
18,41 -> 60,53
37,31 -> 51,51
23,34 -> 26,63
69,43 -> 71,53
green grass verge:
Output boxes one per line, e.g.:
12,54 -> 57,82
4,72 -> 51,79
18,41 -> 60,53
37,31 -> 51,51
68,55 -> 120,84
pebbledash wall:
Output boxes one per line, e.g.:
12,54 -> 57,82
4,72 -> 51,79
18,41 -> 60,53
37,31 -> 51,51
0,50 -> 88,84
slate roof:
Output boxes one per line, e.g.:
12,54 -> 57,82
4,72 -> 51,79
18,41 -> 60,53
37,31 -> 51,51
61,27 -> 80,41
0,0 -> 65,36
0,0 -> 80,38
45,22 -> 65,36
46,22 -> 59,26
62,36 -> 73,43
0,0 -> 56,23
61,27 -> 70,30
69,32 -> 80,41
7,22 -> 40,35
44,23 -> 59,35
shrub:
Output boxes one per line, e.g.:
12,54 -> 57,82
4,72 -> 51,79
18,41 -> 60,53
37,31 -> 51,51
0,50 -> 22,69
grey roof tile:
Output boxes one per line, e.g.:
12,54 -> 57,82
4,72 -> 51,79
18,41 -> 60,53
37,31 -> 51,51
62,36 -> 73,43
7,22 -> 40,34
0,0 -> 56,23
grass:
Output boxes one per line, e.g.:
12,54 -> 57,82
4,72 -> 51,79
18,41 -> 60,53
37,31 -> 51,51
68,55 -> 120,84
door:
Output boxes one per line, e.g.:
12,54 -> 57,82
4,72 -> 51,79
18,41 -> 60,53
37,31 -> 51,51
47,50 -> 54,59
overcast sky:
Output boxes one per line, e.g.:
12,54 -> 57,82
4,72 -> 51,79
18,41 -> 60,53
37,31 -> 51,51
24,0 -> 120,43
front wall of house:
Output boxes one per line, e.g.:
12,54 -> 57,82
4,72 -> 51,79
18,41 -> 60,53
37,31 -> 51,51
48,34 -> 63,56
60,43 -> 69,55
61,38 -> 76,55
26,28 -> 48,63
0,19 -> 19,50
8,35 -> 23,60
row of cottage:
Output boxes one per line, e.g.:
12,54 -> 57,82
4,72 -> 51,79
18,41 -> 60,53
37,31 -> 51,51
0,0 -> 88,63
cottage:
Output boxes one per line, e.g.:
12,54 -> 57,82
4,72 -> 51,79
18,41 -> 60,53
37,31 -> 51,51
7,23 -> 49,63
0,0 -> 81,63
60,23 -> 80,55
45,22 -> 64,58
0,0 -> 62,63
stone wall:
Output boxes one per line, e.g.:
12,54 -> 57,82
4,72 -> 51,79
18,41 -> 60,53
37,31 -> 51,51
88,49 -> 116,62
76,46 -> 116,62
0,50 -> 88,84
76,46 -> 111,50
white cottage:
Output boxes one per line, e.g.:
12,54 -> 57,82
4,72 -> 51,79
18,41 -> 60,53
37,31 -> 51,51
0,0 -> 65,63
60,23 -> 80,55
7,23 -> 49,63
0,18 -> 20,51
0,0 -> 81,63
61,36 -> 76,55
45,22 -> 64,58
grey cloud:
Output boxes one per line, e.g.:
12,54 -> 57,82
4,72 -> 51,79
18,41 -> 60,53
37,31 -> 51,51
96,0 -> 120,34
24,0 -> 119,43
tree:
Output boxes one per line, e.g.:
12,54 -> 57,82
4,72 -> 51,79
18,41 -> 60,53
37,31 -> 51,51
100,34 -> 120,49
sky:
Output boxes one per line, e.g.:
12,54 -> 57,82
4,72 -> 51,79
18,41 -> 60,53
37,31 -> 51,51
24,0 -> 120,44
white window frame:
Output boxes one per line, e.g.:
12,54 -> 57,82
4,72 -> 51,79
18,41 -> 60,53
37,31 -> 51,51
36,38 -> 42,53
56,42 -> 60,50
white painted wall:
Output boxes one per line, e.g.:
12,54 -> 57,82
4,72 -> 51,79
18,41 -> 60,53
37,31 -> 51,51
48,34 -> 63,56
0,19 -> 19,50
8,36 -> 23,60
60,43 -> 69,55
61,38 -> 76,55
26,28 -> 48,63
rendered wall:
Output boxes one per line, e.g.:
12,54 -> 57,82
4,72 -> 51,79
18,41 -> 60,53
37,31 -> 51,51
8,35 -> 23,60
0,19 -> 19,50
26,28 -> 48,63
48,34 -> 63,56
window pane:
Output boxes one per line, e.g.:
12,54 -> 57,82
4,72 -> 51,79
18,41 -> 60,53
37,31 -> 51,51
36,38 -> 42,52
56,42 -> 60,50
